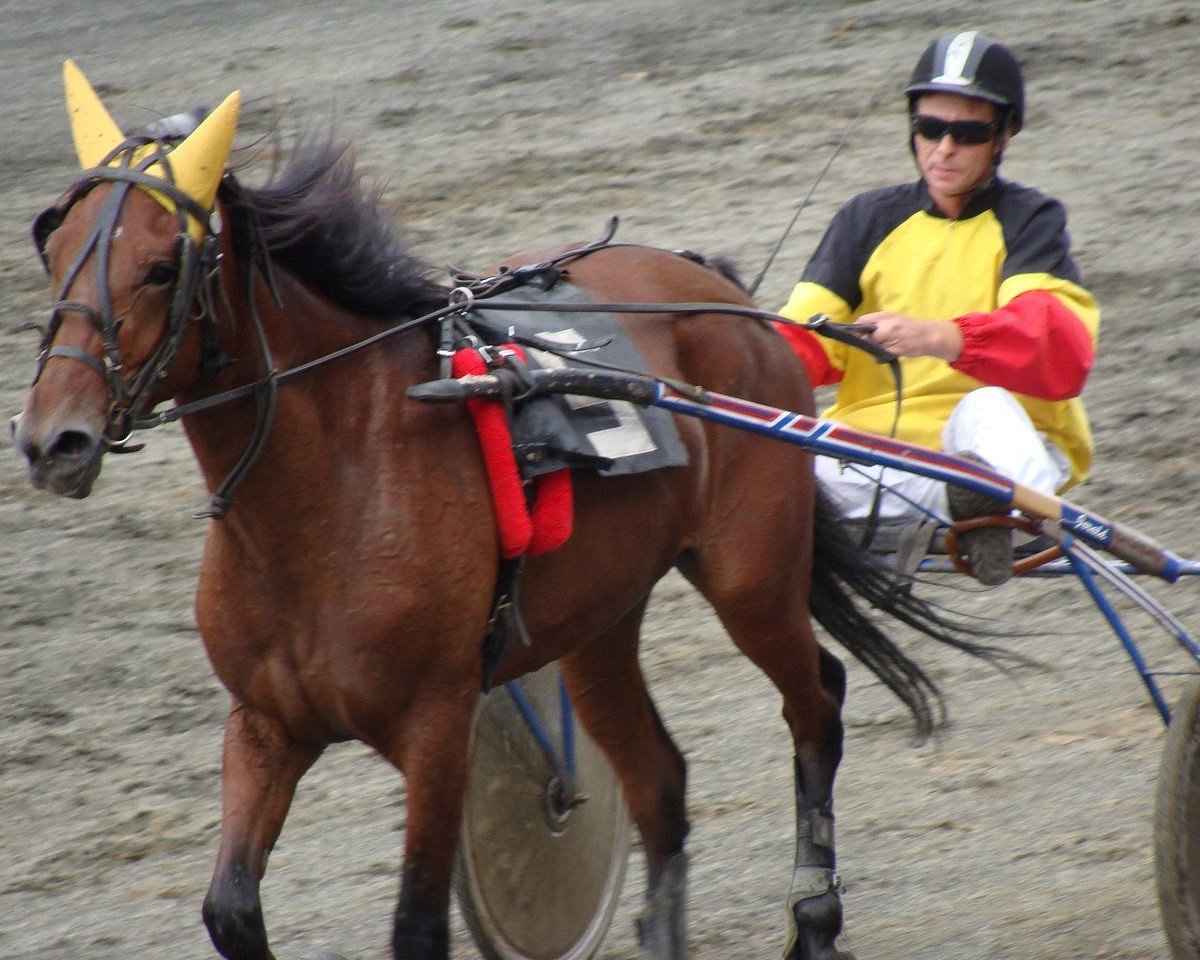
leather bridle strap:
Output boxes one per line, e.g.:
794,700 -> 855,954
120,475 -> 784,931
34,153 -> 220,447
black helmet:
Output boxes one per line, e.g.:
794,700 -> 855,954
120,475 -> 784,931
906,32 -> 1025,133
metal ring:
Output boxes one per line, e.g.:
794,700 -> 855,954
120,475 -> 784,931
448,286 -> 475,310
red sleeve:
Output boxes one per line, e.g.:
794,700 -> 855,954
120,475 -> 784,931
770,320 -> 843,387
951,290 -> 1094,401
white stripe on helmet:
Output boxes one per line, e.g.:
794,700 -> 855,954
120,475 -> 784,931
931,31 -> 979,86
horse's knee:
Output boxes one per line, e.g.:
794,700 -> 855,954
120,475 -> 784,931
202,863 -> 269,960
574,679 -> 690,865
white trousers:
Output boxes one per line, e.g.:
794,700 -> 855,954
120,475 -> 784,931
815,387 -> 1072,522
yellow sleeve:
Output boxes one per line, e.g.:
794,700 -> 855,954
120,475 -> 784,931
779,280 -> 855,371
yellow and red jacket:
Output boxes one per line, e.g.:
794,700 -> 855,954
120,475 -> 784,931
776,177 -> 1099,488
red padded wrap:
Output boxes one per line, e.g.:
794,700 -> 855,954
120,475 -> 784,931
452,347 -> 573,558
527,464 -> 572,556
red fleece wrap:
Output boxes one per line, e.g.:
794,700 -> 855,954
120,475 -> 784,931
452,346 -> 573,559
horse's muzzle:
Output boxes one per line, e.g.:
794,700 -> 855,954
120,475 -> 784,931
11,411 -> 105,498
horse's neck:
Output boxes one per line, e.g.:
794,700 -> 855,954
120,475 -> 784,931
179,257 -> 438,516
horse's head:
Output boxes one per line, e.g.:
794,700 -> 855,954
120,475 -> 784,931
12,60 -> 239,497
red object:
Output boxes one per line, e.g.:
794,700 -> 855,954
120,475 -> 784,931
952,290 -> 1094,400
772,289 -> 1093,401
770,320 -> 843,387
527,464 -> 572,556
451,347 -> 573,558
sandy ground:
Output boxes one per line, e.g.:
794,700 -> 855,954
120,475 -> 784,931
2,1 -> 1199,958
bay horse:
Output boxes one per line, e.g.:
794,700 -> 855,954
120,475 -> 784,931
13,64 -> 995,960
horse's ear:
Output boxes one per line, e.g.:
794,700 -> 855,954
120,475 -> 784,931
155,89 -> 241,223
63,59 -> 126,170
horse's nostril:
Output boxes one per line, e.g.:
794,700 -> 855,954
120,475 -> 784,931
50,430 -> 94,459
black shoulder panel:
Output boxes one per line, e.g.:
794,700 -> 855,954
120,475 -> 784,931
800,182 -> 926,309
993,180 -> 1082,285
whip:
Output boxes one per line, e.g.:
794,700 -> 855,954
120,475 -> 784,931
747,92 -> 880,298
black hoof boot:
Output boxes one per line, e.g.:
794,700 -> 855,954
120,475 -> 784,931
636,852 -> 688,959
787,758 -> 852,960
785,885 -> 854,960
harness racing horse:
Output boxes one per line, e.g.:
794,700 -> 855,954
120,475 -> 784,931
13,63 -> 996,960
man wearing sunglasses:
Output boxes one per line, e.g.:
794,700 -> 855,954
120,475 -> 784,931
774,31 -> 1099,586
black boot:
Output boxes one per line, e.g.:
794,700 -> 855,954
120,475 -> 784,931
784,761 -> 853,960
947,453 -> 1014,586
637,852 -> 688,959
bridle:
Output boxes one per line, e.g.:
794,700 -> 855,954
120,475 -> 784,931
29,137 -> 288,519
31,138 -> 224,450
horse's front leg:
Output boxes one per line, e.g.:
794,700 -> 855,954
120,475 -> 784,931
202,699 -> 323,960
386,689 -> 478,959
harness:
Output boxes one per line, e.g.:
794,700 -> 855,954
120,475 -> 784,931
35,174 -> 895,515
33,155 -> 220,445
32,172 -> 899,683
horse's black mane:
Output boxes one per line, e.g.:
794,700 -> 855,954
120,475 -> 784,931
221,138 -> 445,319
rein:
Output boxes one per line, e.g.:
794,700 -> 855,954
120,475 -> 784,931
36,179 -> 898,518
136,257 -> 896,432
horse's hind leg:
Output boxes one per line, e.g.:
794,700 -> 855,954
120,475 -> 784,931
559,599 -> 689,959
785,645 -> 850,960
203,700 -> 323,960
681,555 -> 851,960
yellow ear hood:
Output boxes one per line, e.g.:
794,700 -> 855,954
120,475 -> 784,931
64,58 -> 127,169
63,59 -> 240,240
151,89 -> 241,217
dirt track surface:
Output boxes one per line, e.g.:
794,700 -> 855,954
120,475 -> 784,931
2,2 -> 1199,958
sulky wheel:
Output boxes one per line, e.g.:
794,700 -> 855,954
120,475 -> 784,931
454,661 -> 632,960
1155,675 -> 1200,960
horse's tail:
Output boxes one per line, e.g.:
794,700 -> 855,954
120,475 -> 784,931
808,488 -> 1010,737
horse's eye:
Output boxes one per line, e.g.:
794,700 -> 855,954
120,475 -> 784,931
144,262 -> 179,287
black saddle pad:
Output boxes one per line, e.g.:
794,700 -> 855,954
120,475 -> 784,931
467,281 -> 689,478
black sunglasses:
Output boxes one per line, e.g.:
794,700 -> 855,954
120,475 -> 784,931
911,114 -> 999,146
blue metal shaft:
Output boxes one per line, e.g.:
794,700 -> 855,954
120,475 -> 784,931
1063,541 -> 1173,724
503,674 -> 578,787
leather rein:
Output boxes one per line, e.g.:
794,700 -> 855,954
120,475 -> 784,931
32,174 -> 894,518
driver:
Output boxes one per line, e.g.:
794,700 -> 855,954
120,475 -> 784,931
774,31 -> 1100,585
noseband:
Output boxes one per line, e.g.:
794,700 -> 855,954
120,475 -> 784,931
31,139 -> 222,448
